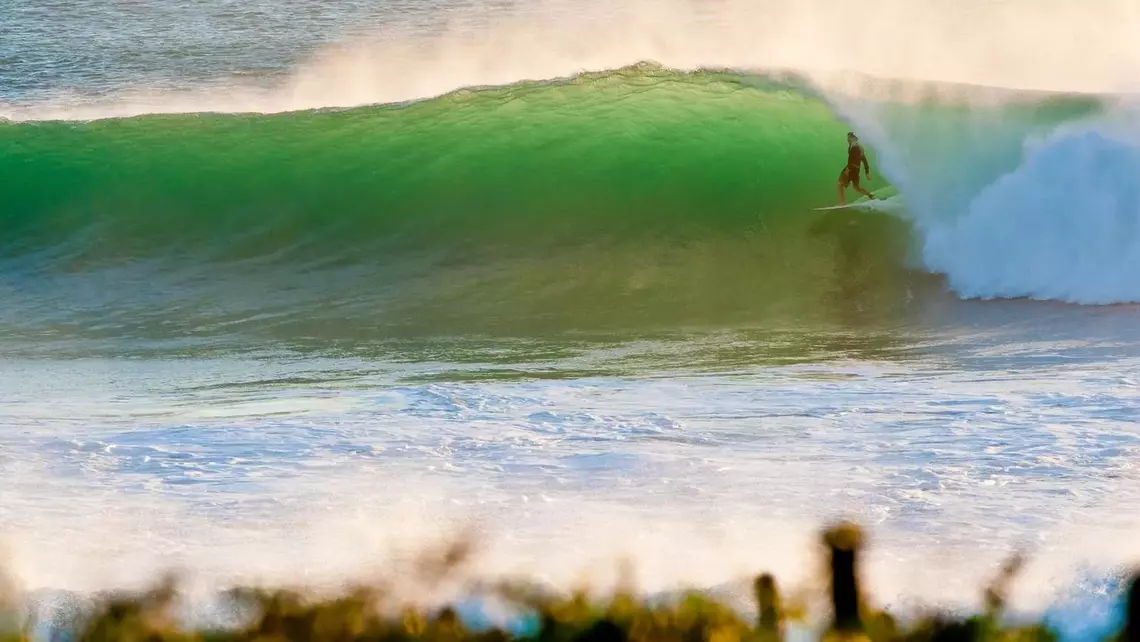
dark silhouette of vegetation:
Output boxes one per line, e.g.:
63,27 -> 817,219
0,523 -> 1133,642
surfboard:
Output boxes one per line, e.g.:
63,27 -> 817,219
814,187 -> 899,211
814,200 -> 877,211
814,194 -> 902,212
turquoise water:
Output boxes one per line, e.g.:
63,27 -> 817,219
3,1 -> 1140,638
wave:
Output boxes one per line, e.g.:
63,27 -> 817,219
0,65 -> 1131,343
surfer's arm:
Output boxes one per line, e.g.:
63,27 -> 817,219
862,155 -> 871,177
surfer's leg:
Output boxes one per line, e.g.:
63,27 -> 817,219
851,173 -> 875,199
837,169 -> 849,204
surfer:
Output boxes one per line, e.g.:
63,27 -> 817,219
837,132 -> 875,205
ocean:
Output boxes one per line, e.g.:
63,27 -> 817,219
3,0 -> 1140,638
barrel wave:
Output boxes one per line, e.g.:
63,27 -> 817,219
0,64 -> 1129,347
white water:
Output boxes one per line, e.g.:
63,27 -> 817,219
2,328 -> 1140,638
923,123 -> 1140,303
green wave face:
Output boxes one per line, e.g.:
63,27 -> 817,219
0,66 -> 1096,343
3,68 -> 862,248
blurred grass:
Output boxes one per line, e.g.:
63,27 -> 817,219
0,523 -> 1133,642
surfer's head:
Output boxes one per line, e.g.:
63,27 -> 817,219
847,132 -> 858,146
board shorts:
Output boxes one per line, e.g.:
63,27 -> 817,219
839,165 -> 862,186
